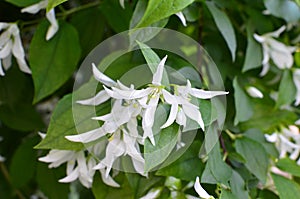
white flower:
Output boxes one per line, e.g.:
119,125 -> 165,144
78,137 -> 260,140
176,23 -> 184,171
194,177 -> 213,199
293,69 -> 300,106
0,23 -> 31,76
39,148 -> 119,188
21,0 -> 59,40
265,125 -> 300,165
246,86 -> 263,98
175,12 -> 187,26
254,26 -> 296,76
161,80 -> 228,131
104,56 -> 168,145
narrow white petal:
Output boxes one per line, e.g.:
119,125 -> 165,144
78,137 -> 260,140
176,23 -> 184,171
265,133 -> 278,143
92,63 -> 116,86
182,103 -> 204,131
2,53 -> 12,70
0,30 -> 11,47
143,126 -> 155,145
99,169 -> 120,187
175,12 -> 187,26
190,88 -> 228,99
253,34 -> 265,43
16,58 -> 31,74
46,9 -> 59,40
194,177 -> 211,199
59,167 -> 79,183
12,34 -> 25,59
132,158 -> 146,176
0,40 -> 12,59
65,128 -> 106,143
246,86 -> 263,98
108,86 -> 151,100
162,89 -> 178,104
119,0 -> 125,8
268,25 -> 286,38
21,0 -> 47,14
92,113 -> 112,121
38,150 -> 75,167
152,55 -> 167,85
161,103 -> 178,129
176,107 -> 186,127
77,90 -> 110,105
0,61 -> 5,76
261,44 -> 270,65
140,188 -> 162,199
260,62 -> 270,77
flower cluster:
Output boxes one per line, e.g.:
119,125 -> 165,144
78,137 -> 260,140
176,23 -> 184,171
38,55 -> 228,188
254,26 -> 296,76
0,23 -> 31,76
265,125 -> 300,165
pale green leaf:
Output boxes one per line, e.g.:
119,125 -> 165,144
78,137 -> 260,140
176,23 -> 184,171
235,137 -> 268,184
233,77 -> 253,125
276,70 -> 296,108
272,173 -> 300,199
276,158 -> 300,177
206,1 -> 236,61
5,0 -> 39,7
242,22 -> 263,72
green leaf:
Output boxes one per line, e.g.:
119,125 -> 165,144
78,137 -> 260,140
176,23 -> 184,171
264,0 -> 300,23
233,77 -> 253,125
206,1 -> 236,61
129,0 -> 168,47
207,142 -> 232,186
36,162 -> 69,199
156,141 -> 205,181
276,158 -> 300,177
30,20 -> 81,103
135,0 -> 194,28
137,42 -> 170,86
92,173 -> 133,199
220,189 -> 238,199
10,136 -> 39,188
272,173 -> 300,199
276,70 -> 296,108
229,171 -> 249,199
144,106 -> 179,172
235,137 -> 268,184
47,0 -> 68,12
0,104 -> 44,132
242,22 -> 263,72
5,0 -> 40,7
100,0 -> 133,32
70,7 -> 105,57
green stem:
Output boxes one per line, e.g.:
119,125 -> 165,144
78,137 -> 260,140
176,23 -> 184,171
56,1 -> 101,17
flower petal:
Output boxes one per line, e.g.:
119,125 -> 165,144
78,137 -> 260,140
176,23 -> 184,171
100,169 -> 120,187
21,0 -> 47,14
152,55 -> 167,86
65,128 -> 106,143
92,63 -> 116,87
59,167 -> 79,183
190,88 -> 228,99
77,90 -> 110,105
246,86 -> 263,98
161,103 -> 178,129
194,177 -> 211,199
119,0 -> 125,8
175,12 -> 187,26
182,103 -> 204,131
46,9 -> 59,40
16,57 -> 31,74
0,40 -> 12,59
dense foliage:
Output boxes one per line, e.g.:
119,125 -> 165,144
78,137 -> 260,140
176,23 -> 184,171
0,0 -> 300,199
